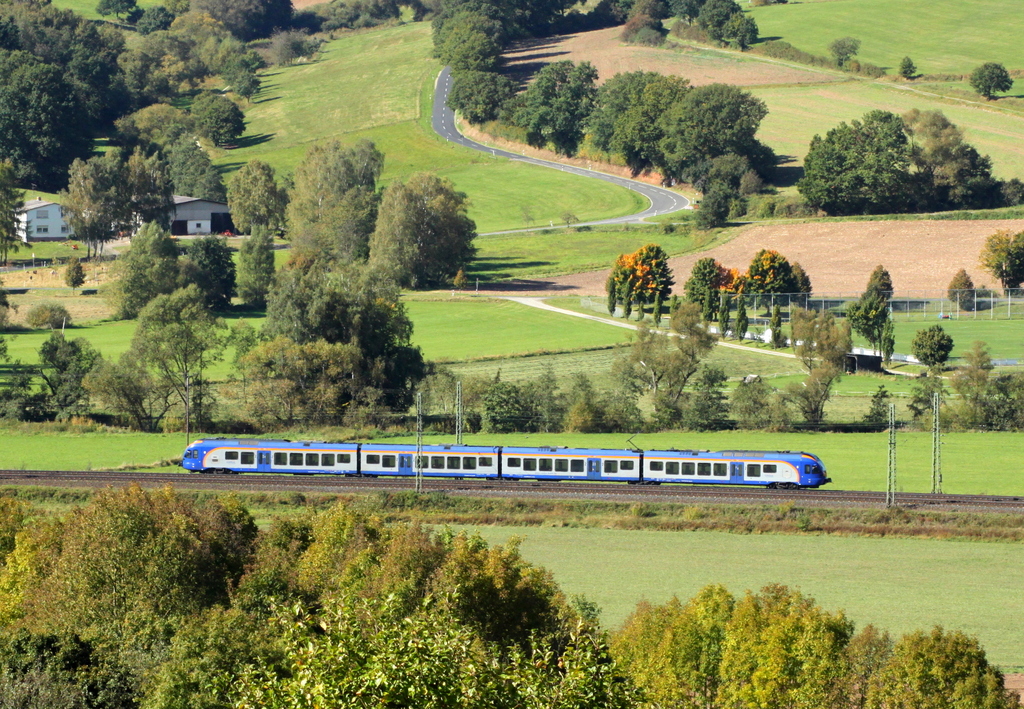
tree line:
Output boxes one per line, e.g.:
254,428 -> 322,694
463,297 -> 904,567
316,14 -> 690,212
0,486 -> 1015,708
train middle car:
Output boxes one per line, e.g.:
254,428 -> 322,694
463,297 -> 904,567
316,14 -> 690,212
181,439 -> 830,488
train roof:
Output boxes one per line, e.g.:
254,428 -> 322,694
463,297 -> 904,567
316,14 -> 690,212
188,438 -> 357,449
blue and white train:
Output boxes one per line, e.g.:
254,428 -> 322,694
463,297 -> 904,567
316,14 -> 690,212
181,439 -> 832,489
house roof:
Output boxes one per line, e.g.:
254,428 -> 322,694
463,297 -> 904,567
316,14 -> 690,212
20,198 -> 58,212
173,195 -> 228,207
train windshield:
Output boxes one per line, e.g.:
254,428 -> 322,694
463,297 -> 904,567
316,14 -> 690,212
807,464 -> 823,476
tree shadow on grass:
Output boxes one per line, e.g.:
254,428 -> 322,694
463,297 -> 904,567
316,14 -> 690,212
773,158 -> 804,189
231,133 -> 275,150
468,257 -> 555,280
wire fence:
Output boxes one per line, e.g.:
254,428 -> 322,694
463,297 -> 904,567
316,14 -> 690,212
584,290 -> 1024,323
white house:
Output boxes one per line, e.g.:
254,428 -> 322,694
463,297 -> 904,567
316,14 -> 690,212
17,199 -> 73,242
170,196 -> 234,236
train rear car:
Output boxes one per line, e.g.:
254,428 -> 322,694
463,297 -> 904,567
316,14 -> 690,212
182,439 -> 359,474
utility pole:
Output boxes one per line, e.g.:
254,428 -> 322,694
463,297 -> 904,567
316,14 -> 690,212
931,392 -> 942,494
886,403 -> 897,508
415,392 -> 424,493
456,380 -> 463,446
184,374 -> 191,445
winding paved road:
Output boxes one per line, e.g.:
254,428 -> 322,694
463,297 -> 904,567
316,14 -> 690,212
432,67 -> 689,228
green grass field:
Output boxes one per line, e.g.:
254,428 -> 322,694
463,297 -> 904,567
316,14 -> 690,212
471,225 -> 693,280
48,0 -> 158,22
466,525 -> 1024,668
749,0 -> 1022,76
214,23 -> 644,233
404,298 -> 632,361
851,319 -> 1024,361
386,430 -> 1024,496
750,80 -> 1024,178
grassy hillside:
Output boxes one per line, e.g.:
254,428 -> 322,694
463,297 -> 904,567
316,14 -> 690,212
469,524 -> 1024,668
751,81 -> 1024,177
214,23 -> 645,233
749,0 -> 1023,76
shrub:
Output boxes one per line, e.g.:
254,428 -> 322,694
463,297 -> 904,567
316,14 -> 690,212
26,302 -> 72,329
621,14 -> 664,44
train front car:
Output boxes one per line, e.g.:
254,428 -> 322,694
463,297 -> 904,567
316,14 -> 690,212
181,440 -> 208,472
642,449 -> 831,488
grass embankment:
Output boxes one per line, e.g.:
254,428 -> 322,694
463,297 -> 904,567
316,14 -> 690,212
214,23 -> 644,233
748,0 -> 1023,75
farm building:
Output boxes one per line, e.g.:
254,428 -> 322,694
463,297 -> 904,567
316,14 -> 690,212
171,196 -> 234,236
16,196 -> 235,243
17,199 -> 73,242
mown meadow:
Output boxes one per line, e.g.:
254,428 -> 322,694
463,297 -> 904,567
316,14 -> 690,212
210,23 -> 646,233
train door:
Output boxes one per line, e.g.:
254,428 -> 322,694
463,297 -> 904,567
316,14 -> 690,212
398,454 -> 413,477
257,451 -> 272,473
587,458 -> 601,480
730,462 -> 744,484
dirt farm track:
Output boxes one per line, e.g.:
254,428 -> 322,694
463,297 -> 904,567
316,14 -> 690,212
521,219 -> 1024,296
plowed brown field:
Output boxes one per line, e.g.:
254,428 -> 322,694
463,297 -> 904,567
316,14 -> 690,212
503,27 -> 834,86
485,219 -> 1024,296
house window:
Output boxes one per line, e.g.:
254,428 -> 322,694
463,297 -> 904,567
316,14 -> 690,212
61,225 -> 69,233
36,226 -> 48,234
37,210 -> 49,219
195,222 -> 203,229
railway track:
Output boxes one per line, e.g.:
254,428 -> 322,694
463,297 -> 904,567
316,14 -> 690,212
1,469 -> 1022,512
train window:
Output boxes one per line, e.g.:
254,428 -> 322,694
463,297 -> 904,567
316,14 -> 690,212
747,464 -> 761,478
274,452 -> 287,466
382,455 -> 396,468
339,454 -> 351,464
523,459 -> 537,471
539,459 -> 553,472
226,451 -> 239,460
431,456 -> 445,468
416,456 -> 428,468
447,456 -> 461,469
463,457 -> 476,470
714,463 -> 727,477
649,461 -> 663,471
604,460 -> 618,474
241,452 -> 255,465
698,463 -> 712,476
507,458 -> 521,467
306,453 -> 319,466
666,462 -> 679,475
763,464 -> 777,474
620,460 -> 634,471
366,454 -> 380,465
571,460 -> 585,473
682,462 -> 695,475
555,459 -> 569,472
479,457 -> 493,467
322,454 -> 335,466
290,453 -> 303,466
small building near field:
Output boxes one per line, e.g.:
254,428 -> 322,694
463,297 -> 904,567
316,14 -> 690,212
17,199 -> 73,242
171,196 -> 234,236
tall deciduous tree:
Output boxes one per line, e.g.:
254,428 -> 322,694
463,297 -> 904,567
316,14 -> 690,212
191,93 -> 245,146
846,292 -> 890,353
513,61 -> 599,156
867,627 -> 1018,709
64,257 -> 85,293
948,268 -> 975,311
798,110 -> 911,216
84,352 -> 176,431
828,36 -> 860,67
658,83 -> 771,183
969,62 -> 1012,100
979,229 -> 1024,293
0,50 -> 92,190
0,161 -> 23,267
911,325 -> 954,369
168,138 -> 226,202
106,222 -> 181,319
368,173 -> 476,288
131,284 -> 226,426
237,225 -> 275,307
864,264 -> 893,301
746,249 -> 796,294
228,160 -> 287,233
287,139 -> 382,264
447,70 -> 516,125
36,332 -> 100,420
179,235 -> 236,310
